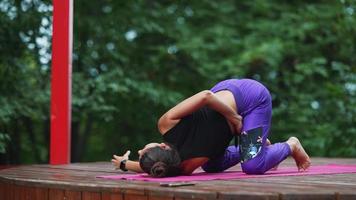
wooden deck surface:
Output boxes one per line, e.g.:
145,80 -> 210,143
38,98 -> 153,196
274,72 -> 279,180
1,157 -> 356,200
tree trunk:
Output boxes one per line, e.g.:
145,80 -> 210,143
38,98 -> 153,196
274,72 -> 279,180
75,115 -> 93,162
43,118 -> 50,163
71,121 -> 80,162
24,117 -> 41,163
10,120 -> 20,164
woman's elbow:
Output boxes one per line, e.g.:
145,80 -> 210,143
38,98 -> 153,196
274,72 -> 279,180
201,90 -> 214,103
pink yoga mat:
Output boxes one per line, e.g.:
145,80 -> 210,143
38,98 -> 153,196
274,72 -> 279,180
97,164 -> 356,182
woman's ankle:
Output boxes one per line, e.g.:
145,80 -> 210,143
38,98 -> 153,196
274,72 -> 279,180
286,137 -> 297,153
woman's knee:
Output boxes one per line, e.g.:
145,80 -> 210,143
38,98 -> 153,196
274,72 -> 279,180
241,161 -> 267,175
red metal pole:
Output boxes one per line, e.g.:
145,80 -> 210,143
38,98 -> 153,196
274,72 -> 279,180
50,0 -> 73,164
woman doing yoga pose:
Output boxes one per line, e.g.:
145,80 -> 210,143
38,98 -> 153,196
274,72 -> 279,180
112,79 -> 311,177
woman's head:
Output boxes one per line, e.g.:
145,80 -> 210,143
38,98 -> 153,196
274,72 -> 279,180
139,143 -> 181,177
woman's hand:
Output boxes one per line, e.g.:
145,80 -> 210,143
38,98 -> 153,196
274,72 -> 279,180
228,114 -> 243,134
111,150 -> 131,170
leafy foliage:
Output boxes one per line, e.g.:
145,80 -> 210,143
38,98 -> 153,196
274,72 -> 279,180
0,0 -> 355,164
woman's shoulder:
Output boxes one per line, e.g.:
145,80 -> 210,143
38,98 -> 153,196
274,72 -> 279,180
179,157 -> 209,175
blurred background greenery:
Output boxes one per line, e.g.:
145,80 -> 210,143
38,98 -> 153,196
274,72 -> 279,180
0,0 -> 355,164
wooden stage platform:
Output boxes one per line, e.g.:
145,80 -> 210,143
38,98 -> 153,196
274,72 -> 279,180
1,157 -> 356,200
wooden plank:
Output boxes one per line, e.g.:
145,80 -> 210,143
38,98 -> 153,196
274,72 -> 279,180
11,184 -> 19,200
24,186 -> 36,200
148,196 -> 174,200
198,179 -> 337,199
338,193 -> 356,200
65,190 -> 82,200
123,188 -> 147,200
218,190 -> 279,200
0,165 -> 119,181
3,172 -> 356,195
146,185 -> 217,200
146,187 -> 175,200
11,185 -> 48,200
6,183 -> 14,200
205,182 -> 279,200
49,188 -> 65,200
0,167 -> 134,191
280,193 -> 335,200
33,163 -> 115,173
13,184 -> 25,200
123,194 -> 148,200
82,191 -> 101,200
0,182 -> 5,200
171,188 -> 217,200
231,176 -> 356,193
0,174 -> 150,194
101,192 -> 123,200
34,187 -> 49,200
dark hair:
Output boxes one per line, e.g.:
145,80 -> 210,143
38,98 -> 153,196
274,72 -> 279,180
139,144 -> 181,177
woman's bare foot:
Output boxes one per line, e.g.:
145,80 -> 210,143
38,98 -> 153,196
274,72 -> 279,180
286,137 -> 311,172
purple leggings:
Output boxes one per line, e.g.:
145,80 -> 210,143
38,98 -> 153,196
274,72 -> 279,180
203,79 -> 291,174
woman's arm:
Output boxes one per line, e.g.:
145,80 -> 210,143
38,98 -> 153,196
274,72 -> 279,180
124,160 -> 143,173
158,90 -> 242,134
112,151 -> 144,173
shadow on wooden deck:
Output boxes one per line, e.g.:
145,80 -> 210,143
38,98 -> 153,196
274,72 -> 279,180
1,157 -> 356,200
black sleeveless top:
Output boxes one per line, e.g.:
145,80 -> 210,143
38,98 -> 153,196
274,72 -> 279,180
163,106 -> 233,161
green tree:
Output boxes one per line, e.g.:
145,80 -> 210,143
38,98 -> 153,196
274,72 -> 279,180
1,0 -> 355,164
0,0 -> 52,163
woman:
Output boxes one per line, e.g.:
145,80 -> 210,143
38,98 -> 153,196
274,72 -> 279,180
112,79 -> 311,177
